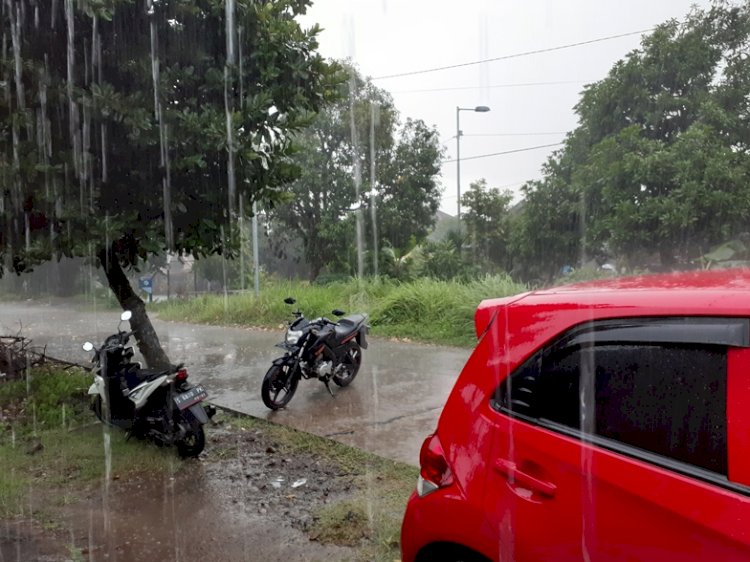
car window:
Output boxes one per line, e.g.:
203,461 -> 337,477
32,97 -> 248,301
496,324 -> 729,476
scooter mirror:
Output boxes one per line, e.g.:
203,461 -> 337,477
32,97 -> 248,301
121,310 -> 133,321
82,342 -> 94,352
284,297 -> 296,305
332,309 -> 345,317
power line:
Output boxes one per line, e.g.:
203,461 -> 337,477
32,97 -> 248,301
392,80 -> 590,94
446,132 -> 567,141
442,180 -> 532,200
462,132 -> 567,137
442,142 -> 564,164
373,28 -> 654,80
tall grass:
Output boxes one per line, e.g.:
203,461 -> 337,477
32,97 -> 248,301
155,279 -> 389,327
370,275 -> 526,346
154,275 -> 527,347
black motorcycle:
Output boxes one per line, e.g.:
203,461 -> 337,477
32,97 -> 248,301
261,297 -> 370,410
83,311 -> 215,457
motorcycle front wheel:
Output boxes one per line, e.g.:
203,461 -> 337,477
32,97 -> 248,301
261,363 -> 299,410
333,342 -> 362,387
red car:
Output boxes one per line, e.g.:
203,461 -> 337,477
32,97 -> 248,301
401,269 -> 750,562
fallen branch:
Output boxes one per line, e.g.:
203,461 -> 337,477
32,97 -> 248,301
0,335 -> 88,380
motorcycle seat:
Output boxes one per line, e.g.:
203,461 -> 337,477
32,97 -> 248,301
335,314 -> 368,339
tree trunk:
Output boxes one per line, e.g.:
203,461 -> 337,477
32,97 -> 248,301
309,262 -> 321,282
659,242 -> 677,269
98,245 -> 171,369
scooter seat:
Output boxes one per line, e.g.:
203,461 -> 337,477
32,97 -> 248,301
134,367 -> 171,381
122,366 -> 170,390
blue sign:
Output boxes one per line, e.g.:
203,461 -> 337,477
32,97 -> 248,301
139,277 -> 153,295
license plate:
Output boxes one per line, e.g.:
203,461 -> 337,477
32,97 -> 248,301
174,385 -> 208,410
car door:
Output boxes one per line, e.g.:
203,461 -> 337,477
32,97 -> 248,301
484,317 -> 750,562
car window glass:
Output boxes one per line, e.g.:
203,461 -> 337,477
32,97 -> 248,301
499,340 -> 728,476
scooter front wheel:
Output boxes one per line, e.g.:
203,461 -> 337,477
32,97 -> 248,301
92,395 -> 104,422
261,363 -> 299,410
92,395 -> 116,427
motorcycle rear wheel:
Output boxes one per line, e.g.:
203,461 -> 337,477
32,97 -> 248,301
177,417 -> 205,458
261,363 -> 299,410
333,342 -> 362,387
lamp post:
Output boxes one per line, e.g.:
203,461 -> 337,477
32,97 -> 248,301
456,105 -> 490,237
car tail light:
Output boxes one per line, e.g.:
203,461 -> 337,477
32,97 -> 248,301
175,368 -> 188,383
417,433 -> 454,497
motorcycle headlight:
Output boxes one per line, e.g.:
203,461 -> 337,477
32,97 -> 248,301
286,329 -> 303,345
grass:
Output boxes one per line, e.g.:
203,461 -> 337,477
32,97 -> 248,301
311,500 -> 372,546
222,413 -> 417,562
154,275 -> 527,347
0,367 -> 91,435
0,367 -> 177,518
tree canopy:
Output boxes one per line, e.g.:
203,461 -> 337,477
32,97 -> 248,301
460,178 -> 513,269
1,0 -> 339,277
512,1 -> 750,279
0,0 -> 339,365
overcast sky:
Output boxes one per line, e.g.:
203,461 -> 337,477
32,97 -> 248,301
300,0 -> 714,214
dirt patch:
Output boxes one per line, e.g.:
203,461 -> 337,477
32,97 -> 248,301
0,421 -> 380,562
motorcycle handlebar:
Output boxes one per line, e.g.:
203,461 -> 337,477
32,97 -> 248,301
100,331 -> 133,350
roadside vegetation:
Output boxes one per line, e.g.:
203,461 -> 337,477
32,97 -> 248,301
153,275 -> 526,347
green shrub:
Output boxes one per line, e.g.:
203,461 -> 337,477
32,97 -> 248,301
370,275 -> 525,346
155,275 -> 526,347
0,367 -> 91,439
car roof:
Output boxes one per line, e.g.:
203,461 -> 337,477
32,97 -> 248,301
475,268 -> 750,341
533,268 -> 750,295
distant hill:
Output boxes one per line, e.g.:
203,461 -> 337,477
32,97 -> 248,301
427,210 -> 458,242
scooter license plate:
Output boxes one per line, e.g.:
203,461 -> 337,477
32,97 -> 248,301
174,385 -> 208,410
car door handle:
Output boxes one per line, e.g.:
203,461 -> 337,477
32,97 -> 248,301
494,459 -> 557,498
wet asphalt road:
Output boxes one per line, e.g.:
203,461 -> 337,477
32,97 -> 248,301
0,301 -> 471,466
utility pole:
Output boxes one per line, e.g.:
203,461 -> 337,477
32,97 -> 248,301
252,200 -> 260,296
239,192 -> 245,291
349,74 -> 365,279
370,102 -> 379,277
456,106 -> 491,242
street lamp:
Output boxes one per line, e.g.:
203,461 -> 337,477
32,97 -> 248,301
456,105 -> 491,237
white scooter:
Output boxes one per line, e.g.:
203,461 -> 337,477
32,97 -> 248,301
84,310 -> 214,457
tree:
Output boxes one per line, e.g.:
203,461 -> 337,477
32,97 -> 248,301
507,133 -> 587,283
460,178 -> 513,269
508,175 -> 583,283
266,68 -> 396,280
0,0 -> 339,367
512,1 -> 750,275
267,68 -> 444,280
375,118 -> 444,255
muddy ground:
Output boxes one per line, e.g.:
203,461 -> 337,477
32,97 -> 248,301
0,417 -> 402,562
